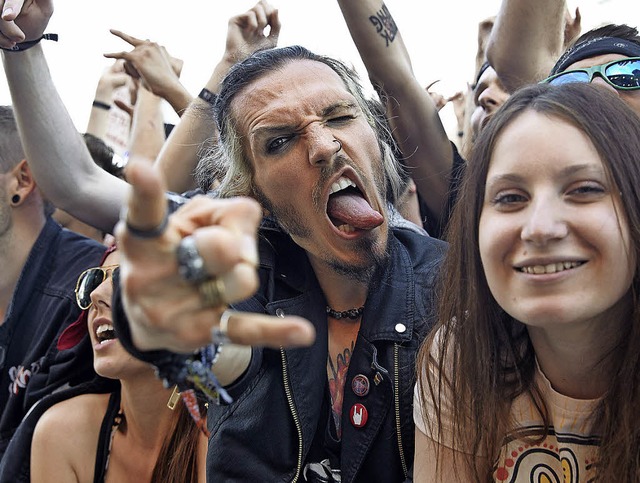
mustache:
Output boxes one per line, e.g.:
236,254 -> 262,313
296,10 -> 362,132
311,155 -> 362,209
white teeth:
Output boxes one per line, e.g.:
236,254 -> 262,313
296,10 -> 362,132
336,224 -> 355,233
329,177 -> 356,195
96,323 -> 115,343
520,261 -> 582,274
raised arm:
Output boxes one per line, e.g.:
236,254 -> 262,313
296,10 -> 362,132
104,29 -> 193,117
486,0 -> 578,92
154,0 -> 281,194
337,0 -> 453,223
1,0 -> 128,234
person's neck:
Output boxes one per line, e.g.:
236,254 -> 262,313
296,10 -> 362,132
528,300 -> 630,400
0,214 -> 46,321
308,257 -> 369,315
118,371 -> 176,450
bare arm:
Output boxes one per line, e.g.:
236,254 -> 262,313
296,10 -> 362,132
486,0 -> 569,92
85,59 -> 130,139
3,45 -> 129,234
154,0 -> 281,194
337,0 -> 453,222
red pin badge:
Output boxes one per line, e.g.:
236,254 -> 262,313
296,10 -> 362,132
350,403 -> 368,428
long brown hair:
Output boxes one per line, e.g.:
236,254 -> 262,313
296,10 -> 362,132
417,82 -> 640,481
151,397 -> 207,483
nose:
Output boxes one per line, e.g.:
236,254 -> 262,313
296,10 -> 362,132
520,198 -> 568,245
306,123 -> 340,167
89,276 -> 113,310
590,75 -> 619,95
479,87 -> 504,115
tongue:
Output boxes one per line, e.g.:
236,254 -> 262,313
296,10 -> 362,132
327,191 -> 383,230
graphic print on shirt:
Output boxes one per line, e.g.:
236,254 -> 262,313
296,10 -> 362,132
327,341 -> 354,439
493,428 -> 598,482
7,361 -> 40,395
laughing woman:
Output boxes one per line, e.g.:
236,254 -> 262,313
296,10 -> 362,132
414,82 -> 640,482
30,247 -> 207,482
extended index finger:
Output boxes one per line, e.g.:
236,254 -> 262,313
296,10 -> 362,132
109,28 -> 143,47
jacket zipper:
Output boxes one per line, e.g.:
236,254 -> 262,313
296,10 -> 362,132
394,343 -> 409,478
281,348 -> 303,482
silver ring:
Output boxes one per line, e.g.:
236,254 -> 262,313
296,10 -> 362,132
125,210 -> 169,239
176,236 -> 208,283
211,309 -> 234,345
333,139 -> 342,153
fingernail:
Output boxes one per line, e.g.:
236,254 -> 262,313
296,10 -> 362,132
241,236 -> 258,266
2,7 -> 13,17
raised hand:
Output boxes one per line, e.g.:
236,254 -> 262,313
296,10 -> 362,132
223,0 -> 281,63
0,0 -> 53,47
104,29 -> 184,100
115,157 -> 315,353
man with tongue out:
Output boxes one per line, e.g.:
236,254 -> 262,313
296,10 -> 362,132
109,45 -> 448,483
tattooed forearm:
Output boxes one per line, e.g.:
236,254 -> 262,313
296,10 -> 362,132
369,4 -> 398,47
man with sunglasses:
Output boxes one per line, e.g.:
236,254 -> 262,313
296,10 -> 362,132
0,106 -> 105,463
487,0 -> 640,114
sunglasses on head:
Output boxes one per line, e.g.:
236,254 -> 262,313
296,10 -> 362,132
75,264 -> 120,310
542,57 -> 640,90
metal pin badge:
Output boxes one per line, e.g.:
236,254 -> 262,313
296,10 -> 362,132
351,374 -> 370,397
350,403 -> 368,428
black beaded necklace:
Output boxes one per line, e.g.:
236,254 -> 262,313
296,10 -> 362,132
325,305 -> 364,320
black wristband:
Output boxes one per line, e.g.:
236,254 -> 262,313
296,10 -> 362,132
198,88 -> 217,105
92,100 -> 111,111
0,33 -> 58,52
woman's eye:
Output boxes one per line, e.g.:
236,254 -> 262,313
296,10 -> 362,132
490,192 -> 526,206
568,183 -> 605,196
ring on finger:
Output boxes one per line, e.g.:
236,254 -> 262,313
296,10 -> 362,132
211,309 -> 234,345
124,208 -> 169,239
176,235 -> 208,283
199,277 -> 226,308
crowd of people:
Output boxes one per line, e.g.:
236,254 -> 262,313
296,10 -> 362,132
0,0 -> 638,481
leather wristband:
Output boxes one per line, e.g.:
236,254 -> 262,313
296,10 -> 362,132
198,87 -> 217,105
0,33 -> 58,52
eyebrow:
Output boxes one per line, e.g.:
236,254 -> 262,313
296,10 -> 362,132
486,163 -> 605,188
250,101 -> 359,139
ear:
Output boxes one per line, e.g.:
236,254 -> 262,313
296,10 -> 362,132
8,159 -> 37,206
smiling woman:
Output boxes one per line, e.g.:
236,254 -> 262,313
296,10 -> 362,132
413,82 -> 640,482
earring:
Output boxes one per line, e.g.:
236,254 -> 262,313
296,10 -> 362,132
11,194 -> 20,205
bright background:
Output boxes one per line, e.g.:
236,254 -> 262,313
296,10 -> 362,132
0,0 -> 632,140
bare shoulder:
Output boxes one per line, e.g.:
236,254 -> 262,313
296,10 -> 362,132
31,393 -> 111,483
36,393 -> 110,433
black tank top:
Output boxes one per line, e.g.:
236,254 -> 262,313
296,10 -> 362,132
93,391 -> 122,483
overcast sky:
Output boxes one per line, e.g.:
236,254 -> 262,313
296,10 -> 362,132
0,0 -> 632,138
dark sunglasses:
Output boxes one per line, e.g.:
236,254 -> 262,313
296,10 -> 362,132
542,57 -> 640,90
75,265 -> 119,310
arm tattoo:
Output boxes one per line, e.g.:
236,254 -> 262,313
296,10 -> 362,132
368,4 -> 398,47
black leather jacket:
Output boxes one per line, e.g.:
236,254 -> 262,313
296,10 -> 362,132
115,219 -> 447,483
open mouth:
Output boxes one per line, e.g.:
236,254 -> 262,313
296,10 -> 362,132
326,176 -> 383,233
95,323 -> 117,344
517,261 -> 585,274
